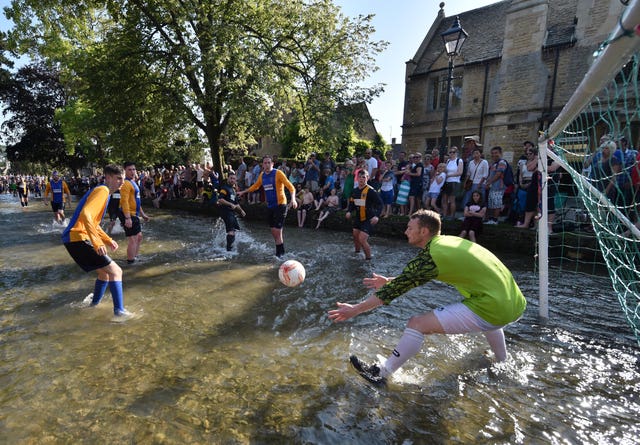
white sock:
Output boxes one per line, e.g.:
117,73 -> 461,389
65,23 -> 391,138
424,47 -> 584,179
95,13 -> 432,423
381,328 -> 425,376
484,329 -> 507,362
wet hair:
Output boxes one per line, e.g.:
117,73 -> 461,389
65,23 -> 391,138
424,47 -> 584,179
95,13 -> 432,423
124,161 -> 136,169
357,170 -> 369,178
104,164 -> 123,176
409,209 -> 441,236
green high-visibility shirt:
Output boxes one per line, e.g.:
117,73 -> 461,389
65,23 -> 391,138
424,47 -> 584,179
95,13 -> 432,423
375,235 -> 526,326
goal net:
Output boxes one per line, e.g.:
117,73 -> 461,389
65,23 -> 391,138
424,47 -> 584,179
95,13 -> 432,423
538,1 -> 640,344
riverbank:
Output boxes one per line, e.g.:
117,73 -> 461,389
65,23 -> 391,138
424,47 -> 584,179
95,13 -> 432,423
151,198 -> 546,253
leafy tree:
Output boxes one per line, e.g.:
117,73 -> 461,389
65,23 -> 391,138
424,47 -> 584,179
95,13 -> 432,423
5,0 -> 386,174
0,62 -> 69,170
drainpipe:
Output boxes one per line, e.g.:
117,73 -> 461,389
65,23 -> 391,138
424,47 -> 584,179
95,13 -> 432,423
545,46 -> 561,130
478,62 -> 490,140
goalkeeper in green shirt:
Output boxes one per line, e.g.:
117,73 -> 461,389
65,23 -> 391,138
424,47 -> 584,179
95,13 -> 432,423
328,209 -> 526,386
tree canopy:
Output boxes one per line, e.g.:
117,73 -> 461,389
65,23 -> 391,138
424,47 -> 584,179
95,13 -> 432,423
2,0 -> 387,172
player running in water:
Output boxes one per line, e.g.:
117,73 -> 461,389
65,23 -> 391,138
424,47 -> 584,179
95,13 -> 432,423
43,171 -> 72,224
217,173 -> 246,251
62,164 -> 131,317
238,156 -> 297,257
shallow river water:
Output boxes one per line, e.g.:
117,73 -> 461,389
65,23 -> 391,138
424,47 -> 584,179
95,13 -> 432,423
0,194 -> 638,444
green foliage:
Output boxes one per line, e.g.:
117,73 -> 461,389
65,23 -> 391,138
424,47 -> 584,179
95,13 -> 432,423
3,0 -> 386,173
280,117 -> 307,159
0,62 -> 71,169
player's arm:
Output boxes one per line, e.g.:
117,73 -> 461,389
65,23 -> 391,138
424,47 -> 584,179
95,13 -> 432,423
43,182 -> 51,203
239,173 -> 262,196
63,182 -> 71,203
279,171 -> 298,208
217,191 -> 239,210
79,188 -> 112,252
328,293 -> 383,322
120,181 -> 134,218
367,189 -> 383,220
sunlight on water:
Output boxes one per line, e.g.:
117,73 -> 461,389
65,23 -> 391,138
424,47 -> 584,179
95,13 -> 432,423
0,194 -> 638,444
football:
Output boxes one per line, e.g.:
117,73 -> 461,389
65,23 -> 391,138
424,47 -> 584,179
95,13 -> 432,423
278,260 -> 306,287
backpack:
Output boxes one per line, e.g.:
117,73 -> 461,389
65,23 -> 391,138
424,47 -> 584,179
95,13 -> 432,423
501,159 -> 515,187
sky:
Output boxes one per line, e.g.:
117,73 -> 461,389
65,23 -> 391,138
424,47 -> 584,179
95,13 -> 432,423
0,0 -> 502,143
334,0 -> 502,143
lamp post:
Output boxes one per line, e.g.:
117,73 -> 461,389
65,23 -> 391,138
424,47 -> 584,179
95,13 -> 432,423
439,16 -> 468,161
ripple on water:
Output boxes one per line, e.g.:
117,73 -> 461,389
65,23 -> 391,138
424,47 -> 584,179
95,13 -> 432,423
0,200 -> 638,443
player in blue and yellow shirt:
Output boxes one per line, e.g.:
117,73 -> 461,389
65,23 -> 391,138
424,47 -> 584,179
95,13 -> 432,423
329,209 -> 526,386
43,171 -> 72,224
239,156 -> 297,257
119,162 -> 151,264
62,164 -> 130,317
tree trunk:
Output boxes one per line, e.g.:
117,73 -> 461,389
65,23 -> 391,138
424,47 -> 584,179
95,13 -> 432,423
205,126 -> 226,179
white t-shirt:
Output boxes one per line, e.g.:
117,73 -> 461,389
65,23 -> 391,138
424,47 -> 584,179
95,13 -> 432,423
468,159 -> 489,184
364,157 -> 378,177
446,158 -> 462,183
429,172 -> 446,194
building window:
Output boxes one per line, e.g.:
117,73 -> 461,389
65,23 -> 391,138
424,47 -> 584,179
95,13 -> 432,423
429,70 -> 463,111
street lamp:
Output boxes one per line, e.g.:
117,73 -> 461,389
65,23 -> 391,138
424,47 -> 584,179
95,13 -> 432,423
439,16 -> 468,160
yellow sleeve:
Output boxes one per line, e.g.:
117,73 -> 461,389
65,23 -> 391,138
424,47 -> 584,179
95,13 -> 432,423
120,181 -> 134,216
78,187 -> 113,250
245,172 -> 263,193
43,182 -> 52,198
63,182 -> 71,202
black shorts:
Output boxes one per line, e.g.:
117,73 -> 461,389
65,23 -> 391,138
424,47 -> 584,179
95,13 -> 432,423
352,218 -> 374,235
51,202 -> 65,213
64,240 -> 113,272
119,215 -> 142,237
267,205 -> 288,229
221,211 -> 241,233
441,182 -> 460,195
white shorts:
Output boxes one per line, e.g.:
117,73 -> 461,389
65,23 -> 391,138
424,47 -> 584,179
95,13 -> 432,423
434,302 -> 503,334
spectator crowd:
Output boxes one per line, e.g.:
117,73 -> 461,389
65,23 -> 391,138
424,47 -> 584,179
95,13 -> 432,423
5,131 -> 640,242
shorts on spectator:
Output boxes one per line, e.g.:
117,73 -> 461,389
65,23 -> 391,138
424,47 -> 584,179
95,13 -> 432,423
442,182 -> 460,195
488,190 -> 505,209
380,189 -> 395,205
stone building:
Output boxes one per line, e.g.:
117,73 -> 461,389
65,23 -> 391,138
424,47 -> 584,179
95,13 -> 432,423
401,0 -> 626,162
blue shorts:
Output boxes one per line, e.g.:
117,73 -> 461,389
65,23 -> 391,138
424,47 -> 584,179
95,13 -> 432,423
380,189 -> 394,205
